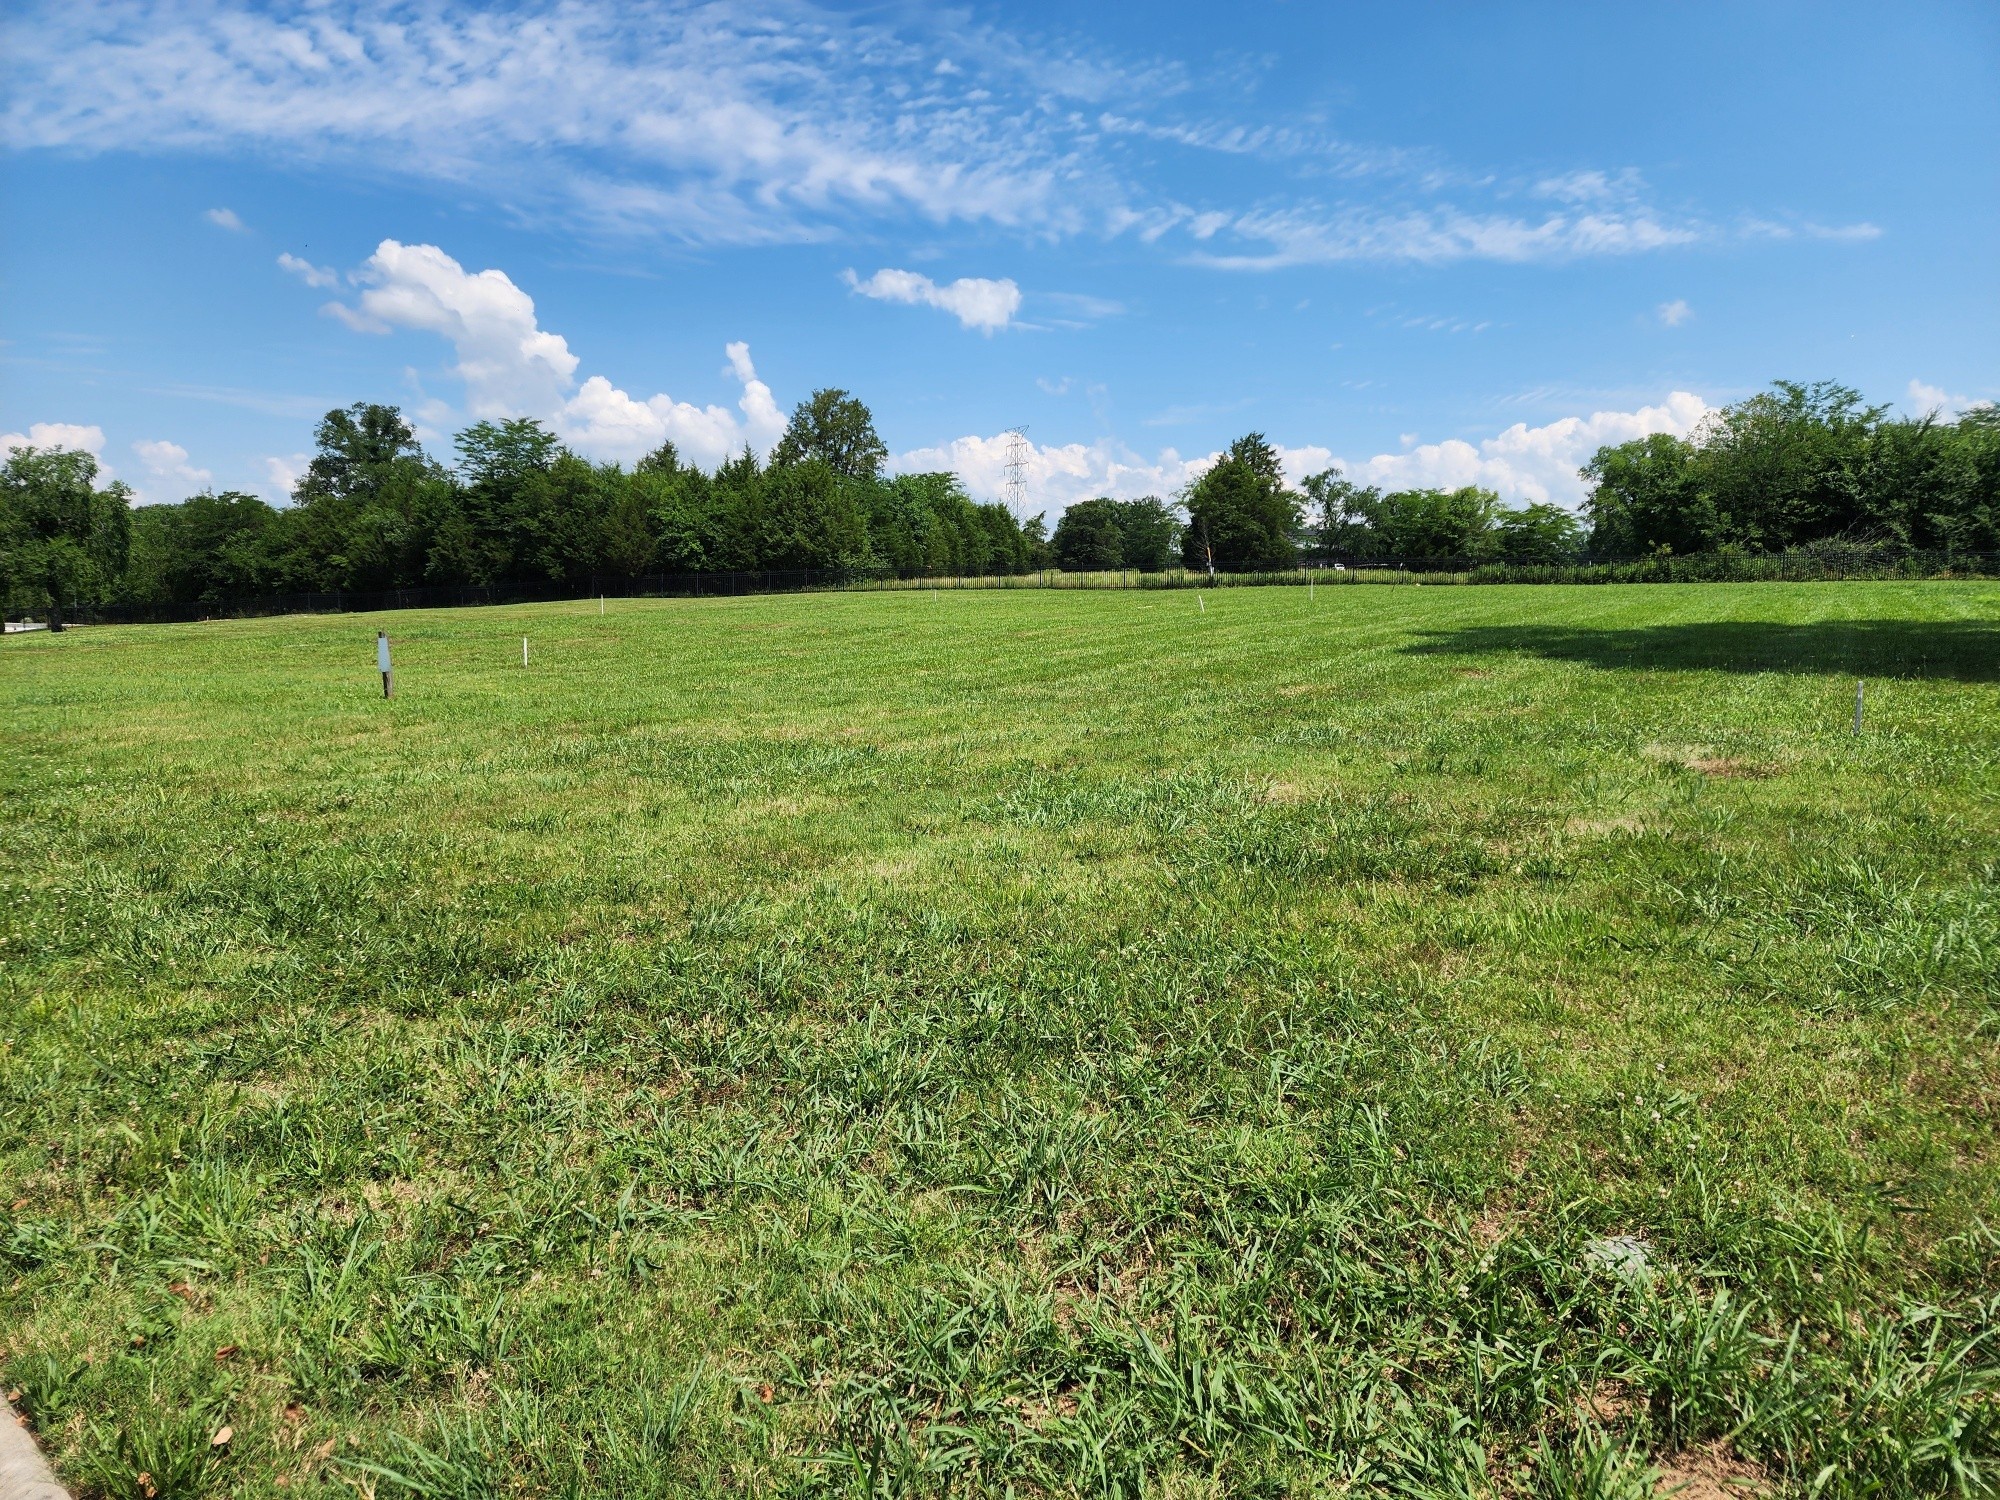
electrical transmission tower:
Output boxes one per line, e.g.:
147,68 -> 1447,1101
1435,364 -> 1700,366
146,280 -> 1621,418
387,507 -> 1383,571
1002,426 -> 1030,517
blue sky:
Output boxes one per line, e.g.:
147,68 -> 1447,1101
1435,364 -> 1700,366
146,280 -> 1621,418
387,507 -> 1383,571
3,0 -> 1996,512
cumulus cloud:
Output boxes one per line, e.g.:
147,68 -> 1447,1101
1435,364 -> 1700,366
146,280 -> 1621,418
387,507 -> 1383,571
1908,379 -> 1954,412
843,268 -> 1023,333
1657,299 -> 1692,327
330,241 -> 581,416
0,421 -> 107,460
204,206 -> 246,231
1906,379 -> 1996,419
1337,393 -> 1710,507
900,396 -> 1708,517
317,240 -> 783,467
278,252 -> 340,289
262,453 -> 308,502
891,432 -> 1330,513
129,439 -> 212,503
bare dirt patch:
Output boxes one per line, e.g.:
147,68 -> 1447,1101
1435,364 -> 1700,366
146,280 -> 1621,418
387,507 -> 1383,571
1654,1440 -> 1773,1498
1258,780 -> 1309,804
1686,756 -> 1766,779
1641,743 -> 1773,779
1579,1379 -> 1638,1423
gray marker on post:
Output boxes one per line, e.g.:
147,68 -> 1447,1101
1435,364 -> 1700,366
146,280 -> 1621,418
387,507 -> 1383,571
378,631 -> 392,698
1854,679 -> 1865,735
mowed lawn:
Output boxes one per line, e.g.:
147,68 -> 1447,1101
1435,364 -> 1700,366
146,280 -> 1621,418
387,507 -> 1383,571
2,582 -> 1996,1498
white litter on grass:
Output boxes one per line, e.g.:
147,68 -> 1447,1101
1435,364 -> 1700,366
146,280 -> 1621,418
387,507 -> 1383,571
1585,1235 -> 1655,1285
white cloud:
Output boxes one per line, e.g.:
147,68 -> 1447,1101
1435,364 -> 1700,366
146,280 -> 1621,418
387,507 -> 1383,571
1657,298 -> 1692,327
130,438 -> 211,503
1535,169 -> 1643,205
1189,204 -> 1703,270
5,1 -> 1091,245
278,252 -> 339,289
843,268 -> 1023,333
899,395 -> 1709,517
262,453 -> 308,502
316,239 -> 783,467
1338,393 -> 1710,507
564,339 -> 784,467
204,206 -> 247,231
891,433 -> 1329,514
1905,379 -> 1993,419
0,421 -> 107,461
894,432 -> 1204,512
0,1 -> 1814,268
1908,380 -> 1954,412
332,241 -> 580,417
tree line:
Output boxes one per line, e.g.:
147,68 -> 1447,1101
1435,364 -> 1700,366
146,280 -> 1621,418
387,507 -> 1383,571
3,379 -> 1995,624
1060,381 -> 1998,572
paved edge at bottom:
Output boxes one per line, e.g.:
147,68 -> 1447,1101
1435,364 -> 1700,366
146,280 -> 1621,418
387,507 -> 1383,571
0,1399 -> 68,1500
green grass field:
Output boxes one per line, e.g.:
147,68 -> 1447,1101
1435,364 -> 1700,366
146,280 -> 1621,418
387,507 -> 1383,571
3,582 -> 1997,1498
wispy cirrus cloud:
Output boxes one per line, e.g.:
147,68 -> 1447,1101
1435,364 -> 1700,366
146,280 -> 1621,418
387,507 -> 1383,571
1,0 -> 1866,269
3,0 -> 1107,244
1188,202 -> 1702,270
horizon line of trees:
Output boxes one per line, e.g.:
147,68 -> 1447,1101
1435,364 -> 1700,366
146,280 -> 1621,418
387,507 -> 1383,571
4,379 -> 1996,624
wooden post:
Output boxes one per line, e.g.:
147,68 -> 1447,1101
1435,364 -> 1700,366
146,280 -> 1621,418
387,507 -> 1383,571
377,631 -> 392,698
1853,679 -> 1865,735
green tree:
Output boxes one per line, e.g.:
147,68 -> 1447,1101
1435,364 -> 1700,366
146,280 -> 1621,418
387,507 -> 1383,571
1052,498 -> 1125,570
1927,406 -> 2000,554
1299,468 -> 1378,561
1357,487 -> 1501,560
1693,381 -> 1881,549
270,403 -> 450,590
601,478 -> 657,579
757,459 -> 874,574
1113,497 -> 1179,571
1581,433 -> 1706,555
0,446 -> 131,628
635,440 -> 681,476
124,490 -> 279,605
1493,502 -> 1584,563
449,418 -> 564,584
771,389 -> 888,480
1180,434 -> 1300,571
296,403 -> 425,506
1020,514 -> 1052,570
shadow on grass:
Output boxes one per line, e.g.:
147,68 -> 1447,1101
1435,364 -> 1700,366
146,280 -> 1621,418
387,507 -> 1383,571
1407,619 -> 2000,680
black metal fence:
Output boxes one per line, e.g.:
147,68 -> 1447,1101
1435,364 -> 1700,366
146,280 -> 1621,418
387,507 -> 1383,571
38,547 -> 2000,627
